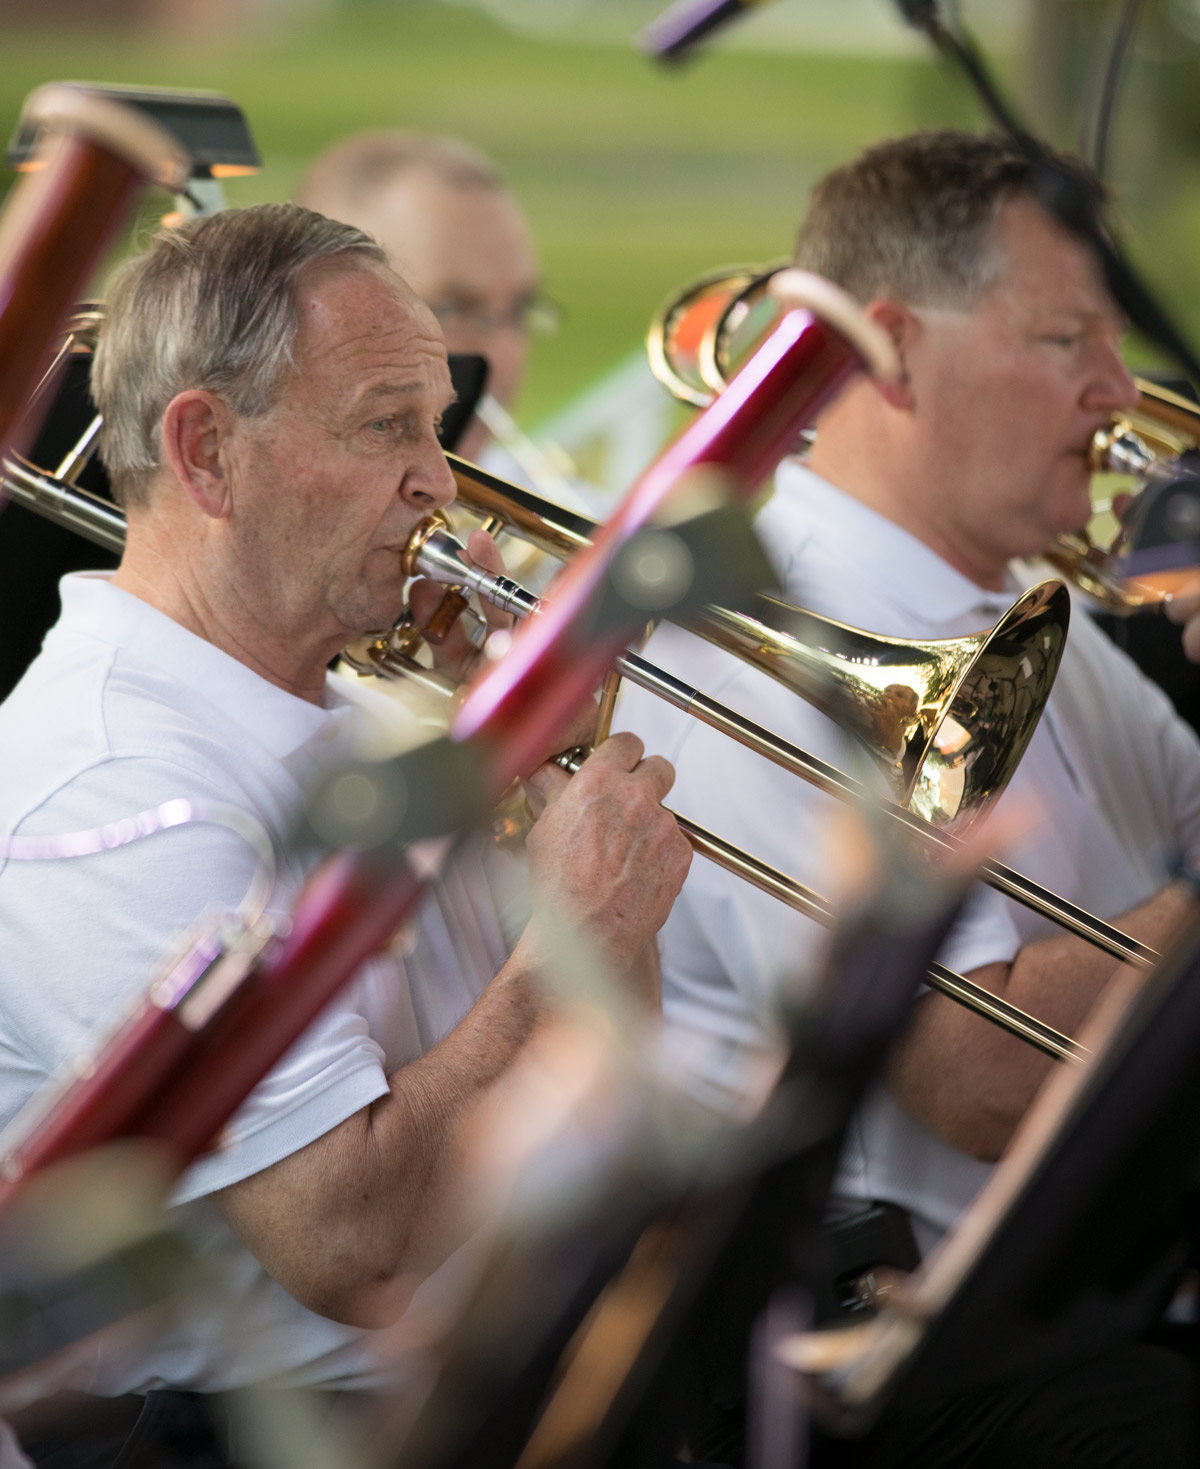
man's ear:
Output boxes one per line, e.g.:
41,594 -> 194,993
865,299 -> 921,412
160,390 -> 235,519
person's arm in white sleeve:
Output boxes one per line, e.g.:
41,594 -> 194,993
888,880 -> 1196,1162
213,733 -> 692,1329
892,618 -> 1200,1162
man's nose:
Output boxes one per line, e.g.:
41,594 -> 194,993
1087,335 -> 1140,416
403,439 -> 458,511
483,331 -> 529,411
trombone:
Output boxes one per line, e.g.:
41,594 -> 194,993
2,443 -> 1091,1061
0,353 -> 1155,1065
434,455 -> 1154,971
385,511 -> 1086,1065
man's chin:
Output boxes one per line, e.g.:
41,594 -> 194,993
1048,482 -> 1097,544
341,581 -> 408,640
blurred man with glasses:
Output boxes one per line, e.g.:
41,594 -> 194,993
297,131 -> 559,468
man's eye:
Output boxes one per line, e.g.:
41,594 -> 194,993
368,418 -> 392,433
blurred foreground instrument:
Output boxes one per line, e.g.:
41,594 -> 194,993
790,905 -> 1200,1443
394,517 -> 1080,1062
0,83 -> 188,462
7,434 -> 1081,1061
391,467 -> 1155,987
380,807 -> 978,1469
0,269 -> 886,1215
3,294 -> 1144,1057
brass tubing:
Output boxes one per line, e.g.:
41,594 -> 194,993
556,724 -> 1083,1061
615,649 -> 1157,971
593,670 -> 622,748
2,456 -> 125,553
7,475 -> 1154,1037
672,812 -> 1087,1064
439,460 -> 1155,969
400,534 -> 1096,1060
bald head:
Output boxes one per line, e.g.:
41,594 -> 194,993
296,131 -> 541,424
296,131 -> 505,223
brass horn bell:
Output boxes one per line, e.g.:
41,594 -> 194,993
435,454 -> 1069,838
1051,377 -> 1200,612
690,589 -> 1068,834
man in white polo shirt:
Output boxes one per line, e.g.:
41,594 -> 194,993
0,202 -> 691,1460
620,131 -> 1200,1463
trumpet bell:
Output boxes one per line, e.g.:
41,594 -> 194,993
1054,379 -> 1200,612
691,583 -> 1070,835
646,265 -> 774,408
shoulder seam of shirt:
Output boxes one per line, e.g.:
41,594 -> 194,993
2,749 -> 258,852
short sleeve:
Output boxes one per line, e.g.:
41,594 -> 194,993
0,753 -> 390,1203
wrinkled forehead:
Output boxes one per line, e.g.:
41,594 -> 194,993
290,257 -> 450,381
295,255 -> 426,331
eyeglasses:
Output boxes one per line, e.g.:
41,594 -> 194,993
428,294 -> 562,338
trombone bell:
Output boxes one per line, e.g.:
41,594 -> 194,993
690,584 -> 1070,835
440,455 -> 1070,836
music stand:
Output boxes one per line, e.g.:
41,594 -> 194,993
800,909 -> 1200,1435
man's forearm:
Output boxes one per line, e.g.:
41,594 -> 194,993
889,881 -> 1197,1161
215,943 -> 544,1327
216,734 -> 688,1329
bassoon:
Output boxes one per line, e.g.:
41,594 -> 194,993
0,271 -> 892,1207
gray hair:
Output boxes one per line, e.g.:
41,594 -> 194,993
91,202 -> 388,508
793,130 -> 1106,310
295,130 -> 505,222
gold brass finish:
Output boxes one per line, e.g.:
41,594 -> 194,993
4,424 -> 1157,973
689,590 -> 1067,837
647,265 -> 1200,616
647,263 -> 784,411
439,463 -> 1156,977
441,460 -> 1070,836
399,513 -> 451,579
645,265 -> 764,408
0,304 -> 126,553
0,326 -> 1148,1063
398,518 -> 1084,1064
705,264 -> 790,395
1049,378 -> 1200,612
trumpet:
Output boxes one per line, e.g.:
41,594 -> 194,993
1050,377 -> 1200,612
647,263 -> 1200,615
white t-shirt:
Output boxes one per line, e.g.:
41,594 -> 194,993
617,460 -> 1200,1251
0,573 -> 523,1393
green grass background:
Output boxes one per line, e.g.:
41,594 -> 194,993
0,1 -> 1197,425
